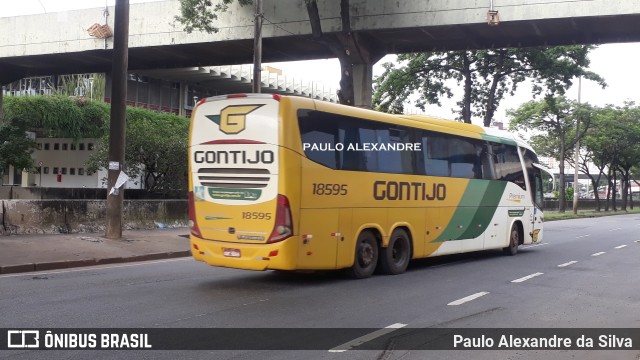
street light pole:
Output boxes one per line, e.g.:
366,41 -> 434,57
106,0 -> 129,239
252,0 -> 263,93
573,76 -> 581,215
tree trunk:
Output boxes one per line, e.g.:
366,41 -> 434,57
483,50 -> 505,127
306,0 -> 379,108
558,137 -> 566,212
461,53 -> 472,124
622,169 -> 631,210
483,76 -> 500,127
628,179 -> 633,210
0,87 -> 4,123
588,174 -> 600,211
605,168 -> 612,211
612,171 -> 618,211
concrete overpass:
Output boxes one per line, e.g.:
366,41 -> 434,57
2,0 -> 640,98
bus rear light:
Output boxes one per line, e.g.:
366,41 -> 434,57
272,94 -> 281,101
196,98 -> 207,106
267,195 -> 293,243
227,93 -> 248,99
188,191 -> 203,238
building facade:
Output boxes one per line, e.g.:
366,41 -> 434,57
1,65 -> 337,189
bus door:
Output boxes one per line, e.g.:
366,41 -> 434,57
532,163 -> 553,242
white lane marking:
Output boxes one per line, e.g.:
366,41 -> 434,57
558,261 -> 578,268
614,245 -> 627,249
591,252 -> 606,257
0,258 -> 190,279
576,235 -> 590,239
521,242 -> 548,249
609,228 -> 622,231
511,272 -> 544,283
447,292 -> 490,306
328,323 -> 407,352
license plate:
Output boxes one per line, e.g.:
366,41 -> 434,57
223,248 -> 241,258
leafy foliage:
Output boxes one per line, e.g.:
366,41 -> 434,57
52,74 -> 106,101
509,96 -> 595,212
0,122 -> 36,175
1,96 -> 107,176
373,46 -> 605,126
87,107 -> 190,192
175,0 -> 253,34
2,95 -> 189,191
3,96 -> 108,139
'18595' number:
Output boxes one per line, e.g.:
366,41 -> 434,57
312,183 -> 348,195
242,212 -> 272,220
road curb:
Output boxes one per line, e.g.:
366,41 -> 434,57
0,251 -> 192,275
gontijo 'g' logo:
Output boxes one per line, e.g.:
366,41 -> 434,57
205,105 -> 264,135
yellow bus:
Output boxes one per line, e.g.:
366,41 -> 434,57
188,94 -> 549,278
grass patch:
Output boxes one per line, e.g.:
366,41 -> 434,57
544,207 -> 640,221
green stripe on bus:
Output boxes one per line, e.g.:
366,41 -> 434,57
432,180 -> 507,242
457,181 -> 507,239
432,181 -> 489,242
480,134 -> 518,146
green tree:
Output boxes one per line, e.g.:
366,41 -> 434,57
578,106 -> 617,211
87,107 -> 190,192
175,0 -> 380,107
2,96 -> 107,139
373,46 -> 604,126
0,121 -> 36,178
609,103 -> 640,210
1,96 -> 107,182
509,96 -> 593,212
175,0 -> 253,34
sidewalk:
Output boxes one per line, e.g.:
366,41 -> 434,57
0,228 -> 191,274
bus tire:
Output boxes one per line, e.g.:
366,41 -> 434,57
347,230 -> 379,279
503,224 -> 520,256
378,229 -> 411,275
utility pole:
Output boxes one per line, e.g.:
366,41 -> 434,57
252,0 -> 263,93
573,76 -> 581,215
106,0 -> 129,239
0,84 -> 4,122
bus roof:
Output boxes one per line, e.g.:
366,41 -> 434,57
199,94 -> 534,152
397,114 -> 531,150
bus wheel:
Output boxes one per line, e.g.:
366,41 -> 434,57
503,224 -> 520,256
347,231 -> 379,279
379,229 -> 411,275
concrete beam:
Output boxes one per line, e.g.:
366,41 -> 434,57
2,0 -> 640,106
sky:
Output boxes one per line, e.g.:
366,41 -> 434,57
2,0 -> 640,126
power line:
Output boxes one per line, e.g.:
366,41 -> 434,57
37,0 -> 47,13
262,16 -> 299,38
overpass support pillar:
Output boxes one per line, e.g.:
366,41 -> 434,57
335,33 -> 383,109
352,62 -> 374,109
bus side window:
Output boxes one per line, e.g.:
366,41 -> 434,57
359,127 -> 379,172
298,110 -> 340,169
480,142 -> 495,180
425,133 -> 450,177
493,143 -> 526,189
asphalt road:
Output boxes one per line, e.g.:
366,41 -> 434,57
1,214 -> 640,360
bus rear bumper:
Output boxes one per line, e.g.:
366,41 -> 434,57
190,235 -> 297,271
